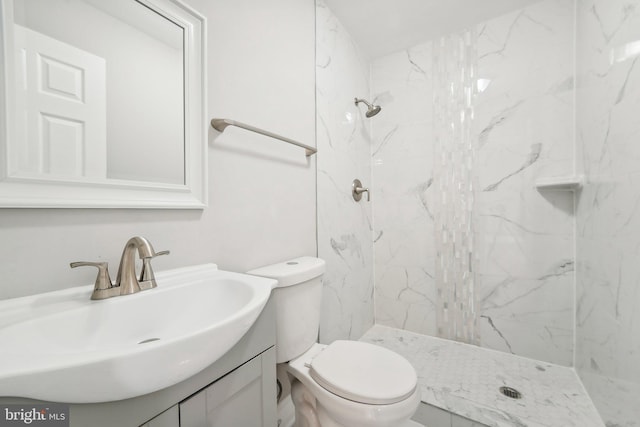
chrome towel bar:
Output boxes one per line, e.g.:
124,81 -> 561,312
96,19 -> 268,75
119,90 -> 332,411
211,118 -> 317,157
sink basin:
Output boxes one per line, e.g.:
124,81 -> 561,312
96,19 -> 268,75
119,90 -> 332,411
0,264 -> 276,403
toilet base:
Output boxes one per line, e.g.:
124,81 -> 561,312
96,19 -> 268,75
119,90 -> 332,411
278,394 -> 295,427
290,378 -> 424,427
291,378 -> 320,427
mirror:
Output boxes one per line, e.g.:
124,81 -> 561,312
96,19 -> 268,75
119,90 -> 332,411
0,0 -> 206,208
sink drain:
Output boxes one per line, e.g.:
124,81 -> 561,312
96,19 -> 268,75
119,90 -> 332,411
138,338 -> 160,344
499,386 -> 522,399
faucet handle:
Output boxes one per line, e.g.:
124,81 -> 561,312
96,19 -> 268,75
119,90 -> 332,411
139,250 -> 170,290
70,261 -> 117,300
352,179 -> 370,202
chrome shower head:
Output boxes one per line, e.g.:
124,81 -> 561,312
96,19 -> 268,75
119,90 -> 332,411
366,104 -> 382,118
354,97 -> 382,118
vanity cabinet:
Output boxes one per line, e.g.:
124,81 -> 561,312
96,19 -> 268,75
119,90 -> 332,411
141,406 -> 179,427
179,350 -> 275,427
0,299 -> 276,427
140,348 -> 276,427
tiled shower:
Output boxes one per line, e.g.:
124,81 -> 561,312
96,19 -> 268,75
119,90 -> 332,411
316,0 -> 640,425
372,0 -> 575,365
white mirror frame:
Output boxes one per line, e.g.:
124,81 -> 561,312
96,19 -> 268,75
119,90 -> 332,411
0,0 -> 207,208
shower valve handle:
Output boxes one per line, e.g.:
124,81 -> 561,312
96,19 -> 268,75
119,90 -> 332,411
352,179 -> 370,202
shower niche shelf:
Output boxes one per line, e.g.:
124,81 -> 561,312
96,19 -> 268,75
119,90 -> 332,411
535,175 -> 584,191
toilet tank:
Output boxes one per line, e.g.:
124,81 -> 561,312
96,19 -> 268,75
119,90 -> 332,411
247,257 -> 325,363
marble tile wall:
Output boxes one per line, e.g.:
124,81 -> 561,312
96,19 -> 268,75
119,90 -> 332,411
575,0 -> 640,425
473,0 -> 575,366
315,0 -> 375,343
370,41 -> 438,336
371,0 -> 576,366
433,29 -> 480,345
319,0 -> 639,422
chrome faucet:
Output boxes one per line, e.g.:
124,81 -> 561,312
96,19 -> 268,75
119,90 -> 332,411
115,236 -> 167,294
71,236 -> 169,300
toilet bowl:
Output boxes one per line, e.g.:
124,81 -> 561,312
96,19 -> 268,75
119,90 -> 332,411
248,257 -> 423,427
288,342 -> 422,427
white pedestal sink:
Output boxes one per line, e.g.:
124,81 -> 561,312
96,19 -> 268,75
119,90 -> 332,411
0,264 -> 276,403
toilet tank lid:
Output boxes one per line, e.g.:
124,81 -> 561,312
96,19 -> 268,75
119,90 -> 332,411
247,257 -> 325,288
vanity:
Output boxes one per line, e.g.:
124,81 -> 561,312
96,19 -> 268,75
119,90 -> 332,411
97,299 -> 276,427
0,261 -> 278,427
1,300 -> 276,427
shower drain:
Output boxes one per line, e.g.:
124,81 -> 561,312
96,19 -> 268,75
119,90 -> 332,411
499,386 -> 522,399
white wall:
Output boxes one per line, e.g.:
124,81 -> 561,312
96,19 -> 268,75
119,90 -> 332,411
0,0 -> 316,300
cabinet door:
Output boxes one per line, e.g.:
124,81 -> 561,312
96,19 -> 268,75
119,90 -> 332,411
140,405 -> 179,427
180,350 -> 276,427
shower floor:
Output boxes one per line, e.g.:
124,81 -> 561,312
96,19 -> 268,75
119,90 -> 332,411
360,325 -> 603,427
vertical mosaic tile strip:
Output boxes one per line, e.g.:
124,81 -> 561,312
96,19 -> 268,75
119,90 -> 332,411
432,29 -> 479,345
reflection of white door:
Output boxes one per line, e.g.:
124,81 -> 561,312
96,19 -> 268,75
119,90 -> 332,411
13,25 -> 106,178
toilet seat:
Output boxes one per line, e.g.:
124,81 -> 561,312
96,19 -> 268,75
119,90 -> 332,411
309,340 -> 417,405
287,343 -> 422,427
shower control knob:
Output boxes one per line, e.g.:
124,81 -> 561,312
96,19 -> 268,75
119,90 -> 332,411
352,179 -> 370,202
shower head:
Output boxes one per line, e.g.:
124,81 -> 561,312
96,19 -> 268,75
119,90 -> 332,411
354,97 -> 382,118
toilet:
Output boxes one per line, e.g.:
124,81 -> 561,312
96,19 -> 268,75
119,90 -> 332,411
248,257 -> 422,427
